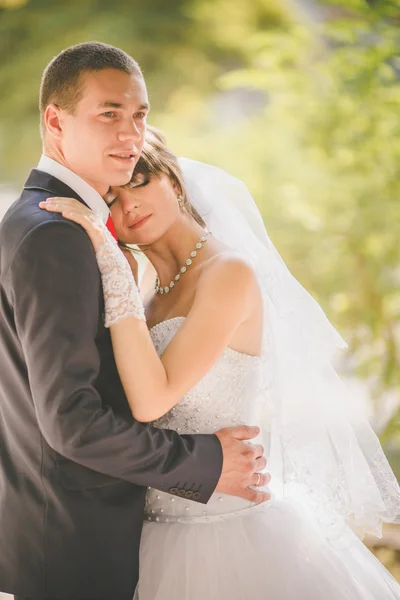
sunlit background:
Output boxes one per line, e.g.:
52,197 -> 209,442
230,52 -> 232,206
0,0 -> 399,587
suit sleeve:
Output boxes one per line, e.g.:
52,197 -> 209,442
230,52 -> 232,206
9,220 -> 222,502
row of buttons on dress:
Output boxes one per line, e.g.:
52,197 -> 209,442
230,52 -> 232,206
144,500 -> 270,524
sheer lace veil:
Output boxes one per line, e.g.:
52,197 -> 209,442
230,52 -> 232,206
179,157 -> 400,540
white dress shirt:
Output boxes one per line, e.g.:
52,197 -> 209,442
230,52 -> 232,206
37,154 -> 110,224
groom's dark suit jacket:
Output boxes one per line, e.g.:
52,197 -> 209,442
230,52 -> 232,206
0,169 -> 223,599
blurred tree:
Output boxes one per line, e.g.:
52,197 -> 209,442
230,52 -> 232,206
192,0 -> 400,438
0,0 -> 399,443
0,0 -> 291,180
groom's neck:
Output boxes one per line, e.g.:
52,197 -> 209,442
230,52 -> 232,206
41,144 -> 108,197
42,144 -> 70,172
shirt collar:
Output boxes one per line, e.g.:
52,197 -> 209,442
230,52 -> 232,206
37,154 -> 110,224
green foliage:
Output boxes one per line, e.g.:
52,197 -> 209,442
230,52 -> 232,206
0,0 -> 290,180
0,0 -> 399,441
158,0 -> 400,440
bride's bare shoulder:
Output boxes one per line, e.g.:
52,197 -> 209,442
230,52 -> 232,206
202,249 -> 254,276
196,248 -> 260,304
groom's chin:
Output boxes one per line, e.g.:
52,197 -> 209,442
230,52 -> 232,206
106,156 -> 140,186
108,169 -> 136,187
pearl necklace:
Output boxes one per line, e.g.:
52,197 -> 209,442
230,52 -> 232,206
155,232 -> 209,296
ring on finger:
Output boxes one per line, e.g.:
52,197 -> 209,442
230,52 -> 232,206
255,472 -> 261,486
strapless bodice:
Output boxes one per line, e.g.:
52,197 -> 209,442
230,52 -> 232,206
145,317 -> 270,524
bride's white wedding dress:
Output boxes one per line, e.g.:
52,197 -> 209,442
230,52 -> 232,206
135,316 -> 400,600
93,156 -> 400,599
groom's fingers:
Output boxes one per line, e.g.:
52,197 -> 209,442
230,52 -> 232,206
228,425 -> 260,441
251,472 -> 271,487
255,456 -> 267,472
215,425 -> 271,502
247,443 -> 264,458
242,487 -> 271,504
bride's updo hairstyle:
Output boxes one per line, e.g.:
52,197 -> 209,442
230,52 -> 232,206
126,126 -> 206,228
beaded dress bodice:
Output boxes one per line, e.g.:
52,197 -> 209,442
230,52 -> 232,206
145,317 -> 270,524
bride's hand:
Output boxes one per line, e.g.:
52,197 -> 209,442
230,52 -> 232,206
40,197 -> 139,277
39,197 -> 107,253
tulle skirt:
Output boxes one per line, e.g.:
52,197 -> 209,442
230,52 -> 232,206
135,498 -> 400,600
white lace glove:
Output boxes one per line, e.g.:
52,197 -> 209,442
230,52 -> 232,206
95,226 -> 146,327
38,196 -> 146,327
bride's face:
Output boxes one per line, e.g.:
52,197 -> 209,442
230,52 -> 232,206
105,173 -> 181,245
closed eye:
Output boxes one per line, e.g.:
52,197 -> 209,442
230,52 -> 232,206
107,196 -> 118,208
127,172 -> 150,188
104,190 -> 119,207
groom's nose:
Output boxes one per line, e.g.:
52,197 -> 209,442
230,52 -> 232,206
117,117 -> 142,144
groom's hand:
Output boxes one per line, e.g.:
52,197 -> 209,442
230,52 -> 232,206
215,426 -> 271,503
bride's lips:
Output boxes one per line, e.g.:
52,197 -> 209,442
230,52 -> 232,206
128,214 -> 152,229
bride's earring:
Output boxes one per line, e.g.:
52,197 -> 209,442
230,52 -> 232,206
177,194 -> 184,209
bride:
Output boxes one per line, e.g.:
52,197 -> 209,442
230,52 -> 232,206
40,127 -> 400,599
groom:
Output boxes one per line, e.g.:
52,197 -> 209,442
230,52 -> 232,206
0,42 -> 269,600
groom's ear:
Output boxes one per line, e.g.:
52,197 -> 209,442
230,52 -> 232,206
43,104 -> 64,141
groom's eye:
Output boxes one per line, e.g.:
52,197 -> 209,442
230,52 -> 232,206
103,111 -> 116,118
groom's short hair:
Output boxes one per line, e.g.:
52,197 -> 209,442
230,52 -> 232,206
39,41 -> 142,138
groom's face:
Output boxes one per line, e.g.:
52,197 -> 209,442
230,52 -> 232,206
57,68 -> 149,195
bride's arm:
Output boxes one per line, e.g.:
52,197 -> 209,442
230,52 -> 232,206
39,198 -> 257,422
112,255 -> 257,421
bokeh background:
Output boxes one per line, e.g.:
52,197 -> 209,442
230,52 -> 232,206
0,0 -> 399,585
